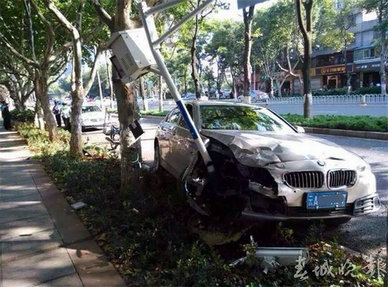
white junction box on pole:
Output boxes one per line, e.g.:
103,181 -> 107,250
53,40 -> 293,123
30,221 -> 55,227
107,29 -> 157,83
237,0 -> 269,9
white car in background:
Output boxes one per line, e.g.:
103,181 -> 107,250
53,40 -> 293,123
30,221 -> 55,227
81,104 -> 105,130
238,90 -> 269,103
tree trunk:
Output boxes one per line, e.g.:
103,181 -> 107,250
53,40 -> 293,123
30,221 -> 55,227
295,0 -> 313,118
139,77 -> 148,111
105,51 -> 114,108
269,78 -> 274,98
276,79 -> 282,98
34,98 -> 44,130
346,73 -> 351,95
379,14 -> 387,96
158,75 -> 163,112
70,94 -> 83,157
184,70 -> 187,95
191,5 -> 201,99
4,81 -> 24,111
114,76 -> 140,193
113,0 -> 142,194
243,6 -> 255,104
34,75 -> 56,141
97,70 -> 104,109
232,77 -> 237,100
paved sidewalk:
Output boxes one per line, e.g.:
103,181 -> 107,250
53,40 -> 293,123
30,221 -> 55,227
0,124 -> 125,286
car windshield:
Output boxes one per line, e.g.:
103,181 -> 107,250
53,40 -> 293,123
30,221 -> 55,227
82,106 -> 101,113
200,105 -> 295,133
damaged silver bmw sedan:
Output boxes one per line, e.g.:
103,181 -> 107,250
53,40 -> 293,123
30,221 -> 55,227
154,101 -> 381,226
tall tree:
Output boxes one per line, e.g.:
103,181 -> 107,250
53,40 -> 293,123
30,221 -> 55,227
252,0 -> 298,97
295,0 -> 314,118
0,0 -> 69,140
0,58 -> 34,111
205,20 -> 244,97
359,0 -> 387,96
242,6 -> 255,103
44,0 -> 103,157
319,0 -> 355,95
90,0 -> 144,193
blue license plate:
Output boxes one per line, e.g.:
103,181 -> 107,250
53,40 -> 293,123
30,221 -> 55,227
306,191 -> 347,210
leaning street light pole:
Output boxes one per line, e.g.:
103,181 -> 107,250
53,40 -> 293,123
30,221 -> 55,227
107,0 -> 270,186
137,0 -> 216,178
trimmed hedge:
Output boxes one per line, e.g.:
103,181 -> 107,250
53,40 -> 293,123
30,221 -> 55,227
10,109 -> 34,123
140,110 -> 169,117
313,86 -> 385,96
283,114 -> 388,132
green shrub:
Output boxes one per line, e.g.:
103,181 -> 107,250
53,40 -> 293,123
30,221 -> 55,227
313,88 -> 348,96
311,86 -> 386,96
282,114 -> 388,132
15,114 -> 386,287
15,122 -> 70,155
10,109 -> 34,123
351,86 -> 384,95
140,110 -> 169,117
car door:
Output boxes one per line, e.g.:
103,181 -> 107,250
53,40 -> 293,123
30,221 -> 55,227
159,108 -> 181,176
171,104 -> 197,176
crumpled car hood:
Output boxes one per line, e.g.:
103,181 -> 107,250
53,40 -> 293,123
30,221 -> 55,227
201,129 -> 364,167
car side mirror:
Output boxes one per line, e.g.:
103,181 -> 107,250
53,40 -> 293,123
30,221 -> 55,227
295,126 -> 305,133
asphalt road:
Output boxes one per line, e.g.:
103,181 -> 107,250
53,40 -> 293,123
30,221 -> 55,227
83,118 -> 387,256
141,99 -> 388,117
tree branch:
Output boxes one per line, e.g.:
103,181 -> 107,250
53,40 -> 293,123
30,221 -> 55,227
89,0 -> 114,30
84,45 -> 103,96
0,32 -> 38,67
45,0 -> 83,91
295,0 -> 308,41
30,0 -> 56,67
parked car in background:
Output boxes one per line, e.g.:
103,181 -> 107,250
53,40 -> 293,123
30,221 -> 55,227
182,92 -> 196,100
81,104 -> 105,131
154,101 -> 380,225
237,90 -> 269,103
219,89 -> 233,99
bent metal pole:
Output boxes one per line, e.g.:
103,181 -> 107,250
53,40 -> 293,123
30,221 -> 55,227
138,0 -> 216,176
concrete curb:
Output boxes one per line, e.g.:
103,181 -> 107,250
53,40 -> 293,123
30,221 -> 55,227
141,115 -> 388,140
302,127 -> 388,140
28,161 -> 126,286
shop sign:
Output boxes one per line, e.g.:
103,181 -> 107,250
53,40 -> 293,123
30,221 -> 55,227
315,65 -> 346,75
354,62 -> 380,71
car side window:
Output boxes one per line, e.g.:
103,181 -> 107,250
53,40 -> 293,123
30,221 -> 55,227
178,104 -> 193,129
167,108 -> 181,125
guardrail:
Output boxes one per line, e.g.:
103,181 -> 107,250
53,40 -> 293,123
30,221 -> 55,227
267,94 -> 388,105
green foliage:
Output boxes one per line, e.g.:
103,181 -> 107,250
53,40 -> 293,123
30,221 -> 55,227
10,109 -> 34,123
15,122 -> 70,155
313,87 -> 348,96
353,86 -> 386,95
317,0 -> 356,51
140,110 -> 169,117
16,122 -> 385,286
313,86 -> 386,96
283,114 -> 388,132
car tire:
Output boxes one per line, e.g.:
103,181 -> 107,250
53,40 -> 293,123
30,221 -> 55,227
324,217 -> 351,228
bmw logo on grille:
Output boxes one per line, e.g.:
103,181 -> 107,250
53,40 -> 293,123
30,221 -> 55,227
317,160 -> 325,166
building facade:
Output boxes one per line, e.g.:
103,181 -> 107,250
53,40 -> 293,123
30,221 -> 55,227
289,8 -> 387,95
